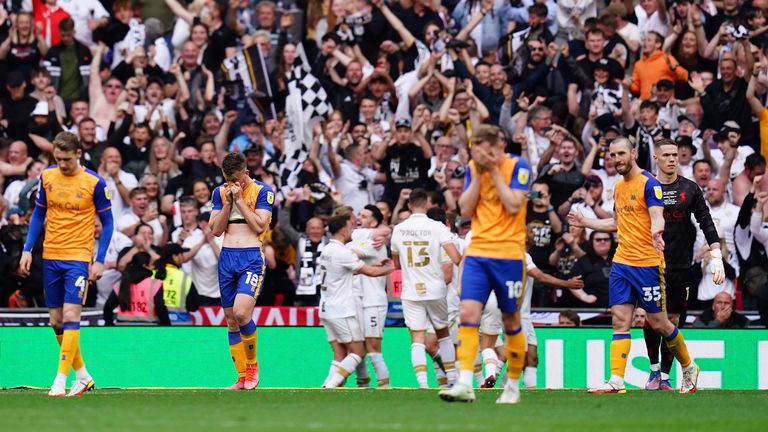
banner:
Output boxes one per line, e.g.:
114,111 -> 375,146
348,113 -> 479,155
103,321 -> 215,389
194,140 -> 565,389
1,328 -> 765,389
190,306 -> 319,326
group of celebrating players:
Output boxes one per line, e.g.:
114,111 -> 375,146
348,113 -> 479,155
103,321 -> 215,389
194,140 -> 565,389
27,118 -> 723,401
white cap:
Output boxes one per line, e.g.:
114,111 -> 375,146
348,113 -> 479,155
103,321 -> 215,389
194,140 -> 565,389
32,101 -> 49,116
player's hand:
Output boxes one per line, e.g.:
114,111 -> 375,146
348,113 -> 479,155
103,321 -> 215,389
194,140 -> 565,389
89,262 -> 104,282
18,251 -> 32,276
652,230 -> 665,252
566,275 -> 584,289
567,210 -> 584,227
584,294 -> 598,304
178,229 -> 191,243
142,208 -> 159,222
229,184 -> 243,202
709,248 -> 725,285
377,258 -> 392,267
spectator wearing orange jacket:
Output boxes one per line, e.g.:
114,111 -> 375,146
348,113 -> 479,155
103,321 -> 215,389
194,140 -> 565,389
630,31 -> 689,100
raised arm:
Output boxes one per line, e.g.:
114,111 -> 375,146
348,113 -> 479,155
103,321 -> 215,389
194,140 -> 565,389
164,0 -> 196,25
567,210 -> 618,233
89,43 -> 106,104
372,0 -> 416,49
747,64 -> 766,117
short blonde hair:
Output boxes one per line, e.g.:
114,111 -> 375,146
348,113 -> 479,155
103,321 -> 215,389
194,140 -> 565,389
53,131 -> 81,153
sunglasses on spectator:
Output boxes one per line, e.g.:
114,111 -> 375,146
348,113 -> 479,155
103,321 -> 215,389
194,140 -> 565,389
594,237 -> 611,243
528,45 -> 544,52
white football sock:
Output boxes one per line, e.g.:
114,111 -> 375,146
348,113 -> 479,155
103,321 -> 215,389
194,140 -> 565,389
437,337 -> 457,385
368,352 -> 390,387
355,358 -> 370,387
481,348 -> 499,379
75,366 -> 91,382
523,366 -> 537,388
459,369 -> 474,387
323,361 -> 341,387
411,343 -> 428,388
52,373 -> 67,391
328,354 -> 361,388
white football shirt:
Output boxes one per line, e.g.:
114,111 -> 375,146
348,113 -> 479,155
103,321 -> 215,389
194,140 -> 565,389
391,213 -> 453,301
317,240 -> 364,319
520,253 -> 537,318
350,228 -> 389,307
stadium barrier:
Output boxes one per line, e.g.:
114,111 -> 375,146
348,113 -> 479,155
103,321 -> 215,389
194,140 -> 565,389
1,327 -> 766,389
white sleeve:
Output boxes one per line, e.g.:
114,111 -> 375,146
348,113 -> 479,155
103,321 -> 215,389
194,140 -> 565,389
153,38 -> 172,72
121,172 -> 139,189
525,253 -> 537,272
92,0 -> 110,18
116,214 -> 137,231
438,224 -> 453,246
340,249 -> 365,272
390,230 -> 400,254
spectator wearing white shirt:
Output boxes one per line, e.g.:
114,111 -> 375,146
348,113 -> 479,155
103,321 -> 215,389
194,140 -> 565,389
634,0 -> 668,43
97,147 -> 138,220
329,141 -> 382,213
170,197 -> 221,305
94,217 -> 133,307
117,187 -> 167,246
57,0 -> 110,49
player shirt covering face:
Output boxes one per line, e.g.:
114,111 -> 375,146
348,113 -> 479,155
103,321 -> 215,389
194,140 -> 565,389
463,154 -> 531,260
350,228 -> 389,308
317,239 -> 365,319
390,214 -> 453,301
211,179 -> 274,243
613,170 -> 665,267
35,166 -> 111,262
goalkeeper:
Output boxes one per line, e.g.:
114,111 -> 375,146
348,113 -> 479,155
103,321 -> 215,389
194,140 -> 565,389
642,138 -> 725,391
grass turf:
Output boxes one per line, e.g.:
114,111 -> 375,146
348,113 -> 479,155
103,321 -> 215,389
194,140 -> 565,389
0,389 -> 765,432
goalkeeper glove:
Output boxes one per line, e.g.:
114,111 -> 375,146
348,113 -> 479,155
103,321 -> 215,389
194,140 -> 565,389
709,248 -> 725,285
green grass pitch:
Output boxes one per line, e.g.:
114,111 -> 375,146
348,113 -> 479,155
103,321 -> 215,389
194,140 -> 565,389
1,389 -> 766,431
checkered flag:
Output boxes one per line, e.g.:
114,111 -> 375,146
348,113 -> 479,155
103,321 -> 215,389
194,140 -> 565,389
279,44 -> 332,195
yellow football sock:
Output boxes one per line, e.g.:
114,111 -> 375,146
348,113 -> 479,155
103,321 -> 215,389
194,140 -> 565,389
457,324 -> 479,371
240,320 -> 258,365
228,332 -> 247,377
56,333 -> 84,370
664,327 -> 691,368
57,323 -> 80,375
610,333 -> 631,378
505,327 -> 526,379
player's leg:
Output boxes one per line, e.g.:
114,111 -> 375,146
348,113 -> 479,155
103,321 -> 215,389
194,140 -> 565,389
320,320 -> 345,388
234,251 -> 266,390
364,306 -> 390,388
590,263 -> 634,393
439,257 -> 490,402
639,266 -> 699,393
522,317 -> 538,389
659,270 -> 689,390
404,300 -> 431,388
353,298 -> 370,388
479,294 -> 502,388
219,253 -> 246,389
659,312 -> 680,389
326,318 -> 364,388
642,315 -> 662,390
425,330 -> 448,387
53,261 -> 91,397
429,298 -> 457,386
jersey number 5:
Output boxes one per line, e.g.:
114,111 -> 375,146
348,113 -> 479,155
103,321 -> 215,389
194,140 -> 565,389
403,241 -> 430,268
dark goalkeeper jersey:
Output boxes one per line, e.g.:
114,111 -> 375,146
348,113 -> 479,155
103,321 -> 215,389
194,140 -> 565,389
659,175 -> 720,270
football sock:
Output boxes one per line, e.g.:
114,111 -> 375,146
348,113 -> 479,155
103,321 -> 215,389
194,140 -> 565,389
368,352 -> 390,387
55,327 -> 88,379
437,336 -> 457,385
434,360 -> 448,387
228,332 -> 247,377
457,323 -> 479,372
355,358 -> 370,387
660,342 -> 675,377
239,320 -> 258,365
57,322 -> 80,375
473,352 -> 484,385
610,333 -> 631,380
643,318 -> 661,366
323,361 -> 341,387
523,366 -> 537,388
664,327 -> 691,368
328,353 -> 362,388
505,327 -> 525,380
411,343 -> 428,388
481,348 -> 499,379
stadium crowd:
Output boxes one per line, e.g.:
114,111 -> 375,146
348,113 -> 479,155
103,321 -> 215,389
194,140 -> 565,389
0,0 -> 766,328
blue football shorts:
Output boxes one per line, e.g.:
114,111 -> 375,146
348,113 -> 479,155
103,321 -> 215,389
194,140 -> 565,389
218,247 -> 265,308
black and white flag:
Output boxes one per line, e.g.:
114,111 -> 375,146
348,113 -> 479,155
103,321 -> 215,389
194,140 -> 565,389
279,43 -> 332,195
221,44 -> 276,122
